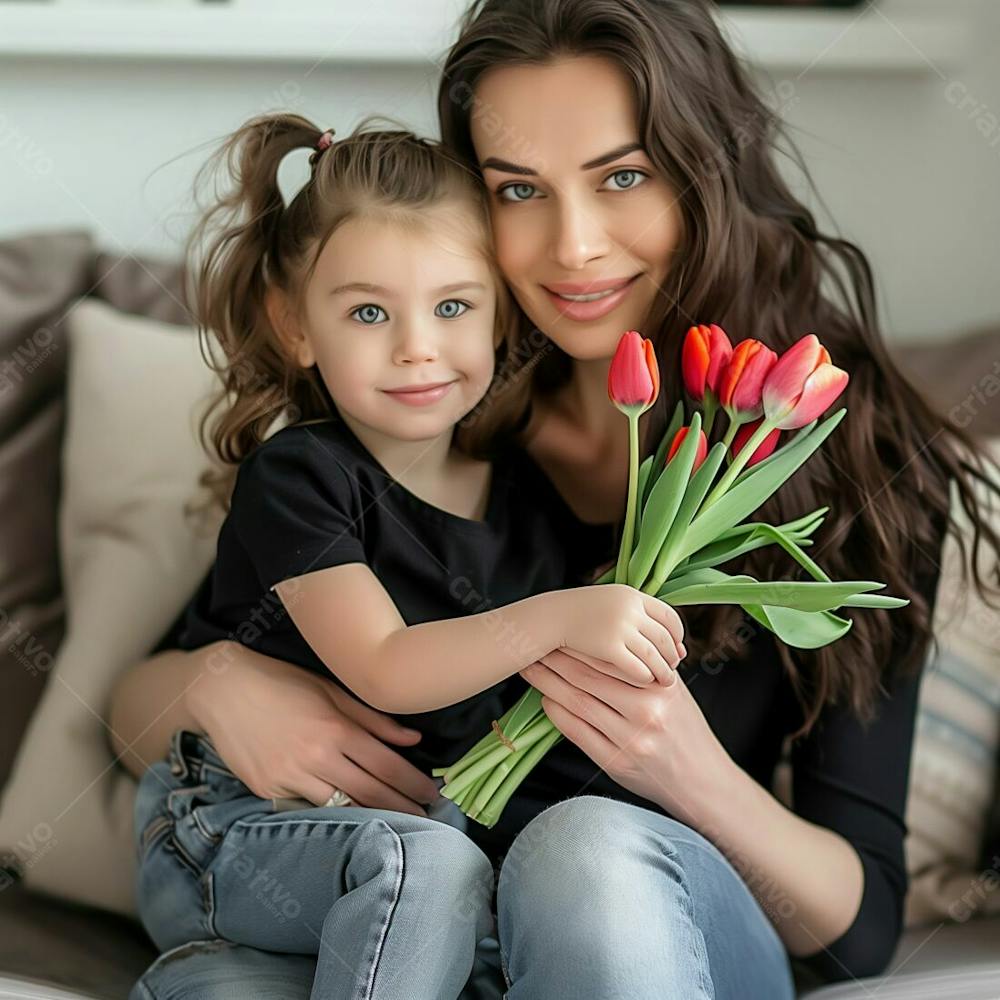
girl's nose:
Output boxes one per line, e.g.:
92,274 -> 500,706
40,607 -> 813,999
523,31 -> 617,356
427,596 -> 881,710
549,196 -> 610,271
392,322 -> 440,365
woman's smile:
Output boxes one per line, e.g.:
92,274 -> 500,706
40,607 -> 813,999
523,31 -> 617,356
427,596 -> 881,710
543,273 -> 643,322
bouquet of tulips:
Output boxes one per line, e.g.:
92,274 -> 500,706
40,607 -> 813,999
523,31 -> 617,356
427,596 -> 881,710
432,326 -> 908,828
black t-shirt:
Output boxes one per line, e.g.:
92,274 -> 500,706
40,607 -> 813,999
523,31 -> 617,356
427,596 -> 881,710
176,416 -> 606,781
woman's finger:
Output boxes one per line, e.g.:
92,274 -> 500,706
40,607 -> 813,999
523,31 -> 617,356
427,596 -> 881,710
327,682 -> 427,746
308,750 -> 434,817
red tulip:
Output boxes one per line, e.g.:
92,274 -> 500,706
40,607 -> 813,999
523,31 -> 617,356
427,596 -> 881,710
608,330 -> 660,414
717,339 -> 778,421
682,324 -> 732,402
762,334 -> 849,430
666,425 -> 708,471
730,418 -> 781,468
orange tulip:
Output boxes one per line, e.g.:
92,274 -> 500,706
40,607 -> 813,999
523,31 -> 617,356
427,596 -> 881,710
717,339 -> 778,421
682,324 -> 733,402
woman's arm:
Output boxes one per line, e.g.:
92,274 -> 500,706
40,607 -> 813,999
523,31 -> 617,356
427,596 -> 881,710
108,640 -> 445,814
275,566 -> 683,714
108,647 -> 207,779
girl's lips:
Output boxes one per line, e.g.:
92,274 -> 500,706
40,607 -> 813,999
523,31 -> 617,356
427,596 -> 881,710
382,381 -> 457,407
542,274 -> 641,322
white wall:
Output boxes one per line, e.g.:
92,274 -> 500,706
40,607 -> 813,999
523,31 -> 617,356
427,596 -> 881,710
1,0 -> 997,341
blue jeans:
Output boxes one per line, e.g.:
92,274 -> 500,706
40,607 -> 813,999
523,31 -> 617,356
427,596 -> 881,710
131,729 -> 795,1000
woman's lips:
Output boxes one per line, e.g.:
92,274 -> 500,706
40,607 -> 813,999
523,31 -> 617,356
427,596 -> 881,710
542,274 -> 641,322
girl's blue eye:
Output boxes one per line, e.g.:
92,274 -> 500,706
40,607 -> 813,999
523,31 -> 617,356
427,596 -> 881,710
351,304 -> 387,325
604,169 -> 648,191
435,299 -> 469,319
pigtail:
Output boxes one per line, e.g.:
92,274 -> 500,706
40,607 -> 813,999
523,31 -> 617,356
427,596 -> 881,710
184,113 -> 334,514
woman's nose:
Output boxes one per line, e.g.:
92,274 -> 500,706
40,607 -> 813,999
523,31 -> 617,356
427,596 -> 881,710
548,196 -> 610,270
392,321 -> 439,365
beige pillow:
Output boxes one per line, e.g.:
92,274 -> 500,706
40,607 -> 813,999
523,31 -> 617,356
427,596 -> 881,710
904,436 -> 1000,928
0,298 -> 221,916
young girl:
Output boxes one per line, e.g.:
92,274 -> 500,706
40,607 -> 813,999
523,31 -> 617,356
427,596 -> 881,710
131,113 -> 686,1000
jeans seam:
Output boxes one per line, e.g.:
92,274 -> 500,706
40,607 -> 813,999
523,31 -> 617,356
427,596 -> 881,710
361,819 -> 404,1000
201,868 -> 218,938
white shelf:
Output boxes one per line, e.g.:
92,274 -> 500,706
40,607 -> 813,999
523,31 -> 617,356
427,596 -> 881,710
0,2 -> 968,74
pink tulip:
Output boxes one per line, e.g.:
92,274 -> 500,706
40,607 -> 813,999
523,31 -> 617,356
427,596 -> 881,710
718,339 -> 778,421
682,324 -> 733,402
608,330 -> 659,414
762,334 -> 849,430
666,425 -> 708,471
730,418 -> 781,468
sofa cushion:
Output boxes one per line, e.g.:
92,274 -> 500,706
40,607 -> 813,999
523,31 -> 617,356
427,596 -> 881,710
0,297 -> 221,915
0,230 -> 191,798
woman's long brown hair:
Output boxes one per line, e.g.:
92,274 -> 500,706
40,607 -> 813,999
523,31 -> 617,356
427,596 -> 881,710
439,0 -> 1000,740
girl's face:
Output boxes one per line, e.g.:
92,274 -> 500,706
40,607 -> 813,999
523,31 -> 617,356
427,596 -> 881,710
282,203 -> 499,443
469,54 -> 684,363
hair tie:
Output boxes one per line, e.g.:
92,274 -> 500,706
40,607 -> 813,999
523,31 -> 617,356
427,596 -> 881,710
278,127 -> 336,209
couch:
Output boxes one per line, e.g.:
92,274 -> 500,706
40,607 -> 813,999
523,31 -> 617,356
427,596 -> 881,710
0,229 -> 997,999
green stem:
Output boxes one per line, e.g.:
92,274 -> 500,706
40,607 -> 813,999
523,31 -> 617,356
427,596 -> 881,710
720,414 -> 745,453
700,418 -> 776,511
614,413 -> 640,584
702,394 -> 718,438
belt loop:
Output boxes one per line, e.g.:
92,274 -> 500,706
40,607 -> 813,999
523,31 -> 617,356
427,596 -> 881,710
168,728 -> 194,779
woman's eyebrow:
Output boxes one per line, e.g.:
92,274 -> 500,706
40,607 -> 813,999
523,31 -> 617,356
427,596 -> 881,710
481,142 -> 645,176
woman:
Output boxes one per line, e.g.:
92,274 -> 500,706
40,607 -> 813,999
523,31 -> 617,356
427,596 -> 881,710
111,2 -> 1000,998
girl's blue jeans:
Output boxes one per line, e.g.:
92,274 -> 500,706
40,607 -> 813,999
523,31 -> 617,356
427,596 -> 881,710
131,729 -> 796,1000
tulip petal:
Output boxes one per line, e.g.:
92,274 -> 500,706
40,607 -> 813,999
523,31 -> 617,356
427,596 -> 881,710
682,325 -> 710,401
762,334 -> 823,421
643,337 -> 661,409
777,363 -> 849,430
705,324 -> 734,394
608,330 -> 656,409
731,418 -> 781,466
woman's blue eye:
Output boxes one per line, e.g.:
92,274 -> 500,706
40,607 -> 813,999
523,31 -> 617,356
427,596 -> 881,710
498,182 -> 536,203
351,304 -> 387,324
605,169 -> 648,191
435,299 -> 469,319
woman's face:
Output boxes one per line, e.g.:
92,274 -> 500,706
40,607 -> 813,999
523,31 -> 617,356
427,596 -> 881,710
469,54 -> 684,363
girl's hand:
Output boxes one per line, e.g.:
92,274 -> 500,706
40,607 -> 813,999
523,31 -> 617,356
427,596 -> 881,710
518,646 -> 733,827
187,641 -> 442,816
553,585 -> 687,686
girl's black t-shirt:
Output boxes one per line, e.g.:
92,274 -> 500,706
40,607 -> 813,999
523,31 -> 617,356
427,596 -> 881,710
176,416 -> 611,783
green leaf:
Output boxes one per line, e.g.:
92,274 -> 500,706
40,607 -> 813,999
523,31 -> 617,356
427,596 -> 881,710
627,410 -> 703,589
641,400 -> 685,510
644,441 -> 728,585
635,455 -> 654,523
730,420 -> 818,488
661,579 -> 884,612
675,409 -> 846,563
657,568 -> 750,596
743,604 -> 853,648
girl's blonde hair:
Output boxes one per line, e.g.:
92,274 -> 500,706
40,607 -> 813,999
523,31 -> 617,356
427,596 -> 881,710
185,111 -> 514,512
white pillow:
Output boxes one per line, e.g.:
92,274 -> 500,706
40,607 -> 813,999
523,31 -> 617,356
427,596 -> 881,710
0,297 -> 221,916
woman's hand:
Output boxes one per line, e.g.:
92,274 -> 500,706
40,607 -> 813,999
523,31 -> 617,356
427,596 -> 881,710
169,642 -> 442,816
519,647 -> 736,827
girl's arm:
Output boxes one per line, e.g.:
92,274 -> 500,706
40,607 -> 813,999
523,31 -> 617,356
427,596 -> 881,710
275,565 -> 683,714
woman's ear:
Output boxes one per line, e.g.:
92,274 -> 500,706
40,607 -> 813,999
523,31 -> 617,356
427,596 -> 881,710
265,286 -> 316,368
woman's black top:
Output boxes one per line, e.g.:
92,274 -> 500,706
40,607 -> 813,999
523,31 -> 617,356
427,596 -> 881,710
160,416 -> 948,985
